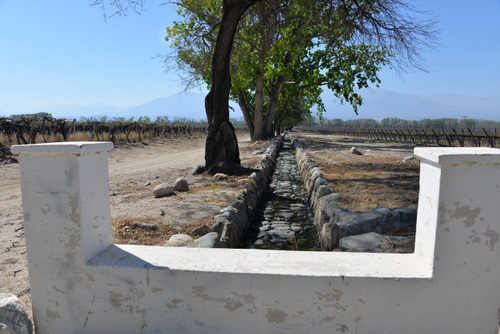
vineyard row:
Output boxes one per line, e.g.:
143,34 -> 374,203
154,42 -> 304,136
302,127 -> 500,148
0,117 -> 211,159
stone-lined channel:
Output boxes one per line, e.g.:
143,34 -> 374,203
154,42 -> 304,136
246,138 -> 318,250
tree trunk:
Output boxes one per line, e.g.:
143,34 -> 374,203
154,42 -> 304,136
251,72 -> 266,141
204,0 -> 257,174
236,90 -> 255,141
270,111 -> 283,137
261,78 -> 284,139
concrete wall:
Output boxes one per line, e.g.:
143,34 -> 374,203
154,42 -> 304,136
12,142 -> 500,334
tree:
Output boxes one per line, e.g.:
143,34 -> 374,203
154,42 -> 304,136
166,0 -> 437,142
202,0 -> 259,174
93,0 -> 436,173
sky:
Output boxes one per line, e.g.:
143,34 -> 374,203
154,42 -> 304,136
0,0 -> 499,115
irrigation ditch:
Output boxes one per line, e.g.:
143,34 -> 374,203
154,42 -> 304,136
200,133 -> 417,253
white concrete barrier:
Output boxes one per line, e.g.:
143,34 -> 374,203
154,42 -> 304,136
12,142 -> 500,333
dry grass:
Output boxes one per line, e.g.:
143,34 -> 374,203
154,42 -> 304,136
110,181 -> 242,245
319,156 -> 419,212
112,217 -> 212,245
308,151 -> 420,212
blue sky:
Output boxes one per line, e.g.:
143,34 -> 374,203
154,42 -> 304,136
0,0 -> 499,114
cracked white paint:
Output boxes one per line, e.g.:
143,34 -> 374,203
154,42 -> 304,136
12,143 -> 500,334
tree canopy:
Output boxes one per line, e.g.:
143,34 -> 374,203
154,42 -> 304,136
91,0 -> 437,173
166,0 -> 437,140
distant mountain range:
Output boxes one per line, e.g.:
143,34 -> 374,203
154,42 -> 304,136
2,89 -> 499,121
321,89 -> 500,121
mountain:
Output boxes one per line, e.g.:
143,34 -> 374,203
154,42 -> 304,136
321,89 -> 500,121
118,92 -> 208,120
3,89 -> 499,122
39,92 -> 209,121
423,94 -> 500,119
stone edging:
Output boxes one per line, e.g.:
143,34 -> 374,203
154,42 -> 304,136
211,136 -> 284,248
291,136 -> 417,251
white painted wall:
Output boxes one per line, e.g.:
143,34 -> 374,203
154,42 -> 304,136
12,143 -> 500,334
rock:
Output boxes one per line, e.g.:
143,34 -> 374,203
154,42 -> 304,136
316,185 -> 334,198
326,206 -> 417,247
173,178 -> 189,192
195,232 -> 221,248
275,210 -> 294,219
270,227 -> 295,240
402,156 -> 416,163
165,234 -> 195,247
132,221 -> 157,230
253,239 -> 265,247
153,183 -> 175,198
252,149 -> 265,155
350,147 -> 363,155
214,173 -> 229,181
0,293 -> 33,334
249,171 -> 261,183
192,164 -> 205,175
144,182 -> 151,186
190,225 -> 214,237
339,232 -> 414,253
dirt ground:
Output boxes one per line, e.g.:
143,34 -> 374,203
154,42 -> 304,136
0,129 -> 420,322
292,130 -> 420,212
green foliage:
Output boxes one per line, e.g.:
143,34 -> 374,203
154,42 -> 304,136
154,116 -> 170,124
166,0 -> 436,139
165,0 -> 403,139
230,117 -> 246,126
79,115 -> 110,122
171,117 -> 207,125
10,112 -> 52,120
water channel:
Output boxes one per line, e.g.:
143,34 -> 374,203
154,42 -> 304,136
247,138 -> 318,250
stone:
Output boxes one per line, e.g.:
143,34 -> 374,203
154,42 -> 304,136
250,171 -> 261,183
329,207 -> 417,244
350,147 -> 363,155
253,239 -> 265,246
192,164 -> 205,175
402,156 -> 416,163
339,232 -> 386,251
252,149 -> 265,155
275,211 -> 295,219
0,293 -> 33,334
339,232 -> 414,253
165,234 -> 195,247
191,225 -> 214,237
132,221 -> 157,230
153,183 -> 175,198
270,228 -> 295,240
316,185 -> 334,198
173,178 -> 189,192
195,232 -> 221,248
214,173 -> 229,181
313,176 -> 327,192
